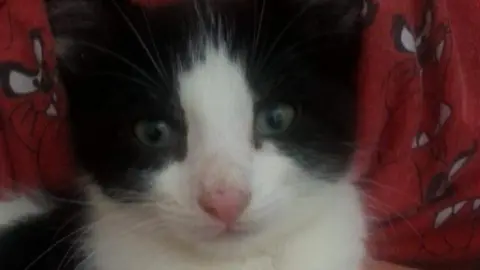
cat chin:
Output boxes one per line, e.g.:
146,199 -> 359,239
83,180 -> 366,269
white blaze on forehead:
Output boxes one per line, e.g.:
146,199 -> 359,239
178,45 -> 254,157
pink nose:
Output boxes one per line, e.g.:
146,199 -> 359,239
198,188 -> 251,225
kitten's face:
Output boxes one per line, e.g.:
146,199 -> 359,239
49,0 -> 362,254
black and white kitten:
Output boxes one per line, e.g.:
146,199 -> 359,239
0,0 -> 366,269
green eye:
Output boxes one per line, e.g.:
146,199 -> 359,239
134,120 -> 171,147
256,103 -> 296,135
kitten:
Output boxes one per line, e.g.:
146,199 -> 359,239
0,0 -> 366,269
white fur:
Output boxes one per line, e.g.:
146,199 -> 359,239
83,43 -> 366,270
0,194 -> 47,227
177,45 -> 253,192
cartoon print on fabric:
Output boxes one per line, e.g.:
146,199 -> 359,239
426,198 -> 480,255
423,144 -> 477,203
373,0 -> 459,207
365,0 -> 448,220
0,27 -> 72,194
371,142 -> 479,263
368,0 -> 480,264
3,31 -> 56,148
416,142 -> 480,259
379,0 -> 453,166
380,197 -> 480,263
392,11 -> 452,155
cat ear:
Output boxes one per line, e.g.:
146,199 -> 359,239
283,0 -> 364,75
46,0 -> 133,57
292,0 -> 364,34
46,0 -> 104,36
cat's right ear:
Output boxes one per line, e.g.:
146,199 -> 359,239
46,0 -> 107,37
45,0 -> 132,58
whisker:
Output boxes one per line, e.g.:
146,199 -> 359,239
52,211 -> 85,239
256,5 -> 310,72
103,188 -> 161,204
362,180 -> 423,204
23,209 -> 133,270
110,0 -> 166,84
57,236 -> 82,270
140,6 -> 169,81
75,216 -> 164,269
363,201 -> 400,238
88,71 -> 159,94
110,216 -> 163,238
47,195 -> 94,207
362,193 -> 422,238
251,0 -> 266,63
74,250 -> 94,270
258,31 -> 342,78
24,224 -> 94,270
68,39 -> 161,88
67,248 -> 86,270
192,0 -> 206,34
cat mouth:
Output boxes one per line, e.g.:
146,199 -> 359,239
207,228 -> 255,243
192,220 -> 257,241
212,221 -> 261,240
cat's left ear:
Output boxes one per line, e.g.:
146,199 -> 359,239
291,0 -> 364,35
282,0 -> 364,73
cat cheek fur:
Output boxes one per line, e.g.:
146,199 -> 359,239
87,140 -> 366,268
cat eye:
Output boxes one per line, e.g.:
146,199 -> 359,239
256,103 -> 296,136
134,120 -> 171,147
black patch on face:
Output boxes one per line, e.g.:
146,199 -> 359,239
48,0 -> 362,198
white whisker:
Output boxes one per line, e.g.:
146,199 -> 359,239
257,5 -> 310,72
110,0 -> 166,85
68,39 -> 161,88
251,0 -> 266,60
141,6 -> 169,81
88,71 -> 159,94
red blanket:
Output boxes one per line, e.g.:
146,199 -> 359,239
357,0 -> 480,268
1,0 -> 480,268
0,0 -> 73,194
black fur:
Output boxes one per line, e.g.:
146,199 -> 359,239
52,0 -> 363,194
0,201 -> 84,270
0,0 -> 363,269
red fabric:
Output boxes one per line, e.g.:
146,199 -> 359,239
2,0 -> 480,268
357,0 -> 480,267
0,0 -> 74,195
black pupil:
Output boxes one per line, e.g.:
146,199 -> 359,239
146,124 -> 164,143
266,109 -> 283,130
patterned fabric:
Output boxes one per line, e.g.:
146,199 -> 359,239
1,0 -> 480,268
0,0 -> 73,195
357,0 -> 480,268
